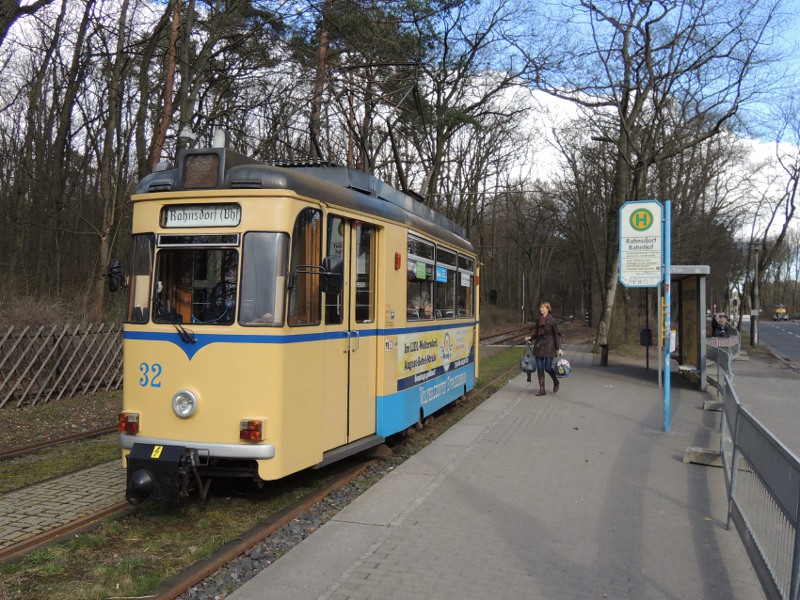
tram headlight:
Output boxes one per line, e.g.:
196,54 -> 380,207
172,390 -> 198,418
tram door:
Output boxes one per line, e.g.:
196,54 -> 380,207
324,216 -> 377,447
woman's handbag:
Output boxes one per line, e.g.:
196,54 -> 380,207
555,357 -> 572,378
520,342 -> 535,374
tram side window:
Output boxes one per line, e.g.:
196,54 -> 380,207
407,235 -> 434,320
240,232 -> 289,326
434,247 -> 457,319
127,234 -> 155,324
355,224 -> 375,323
457,255 -> 475,317
325,216 -> 344,325
289,208 -> 322,326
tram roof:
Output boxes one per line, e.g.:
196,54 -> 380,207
136,147 -> 474,255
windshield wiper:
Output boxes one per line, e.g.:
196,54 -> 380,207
173,322 -> 196,344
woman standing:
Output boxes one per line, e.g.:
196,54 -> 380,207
526,301 -> 563,396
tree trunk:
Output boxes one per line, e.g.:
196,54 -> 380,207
310,0 -> 333,160
93,0 -> 130,322
149,0 -> 180,171
594,138 -> 632,355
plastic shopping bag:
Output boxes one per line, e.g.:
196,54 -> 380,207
520,342 -> 535,374
555,357 -> 572,378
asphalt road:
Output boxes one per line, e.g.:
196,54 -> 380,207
727,320 -> 800,458
757,319 -> 800,366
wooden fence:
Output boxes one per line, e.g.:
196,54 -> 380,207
0,324 -> 123,409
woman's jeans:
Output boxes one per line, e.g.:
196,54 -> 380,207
536,356 -> 553,373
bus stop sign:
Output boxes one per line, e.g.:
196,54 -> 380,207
619,200 -> 663,288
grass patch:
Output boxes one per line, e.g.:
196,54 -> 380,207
0,390 -> 121,453
477,346 -> 523,384
0,434 -> 120,493
0,466 -> 350,600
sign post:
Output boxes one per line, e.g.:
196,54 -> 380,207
619,199 -> 671,431
619,200 -> 663,287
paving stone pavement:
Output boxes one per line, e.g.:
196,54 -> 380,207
0,461 -> 125,549
230,348 -> 764,600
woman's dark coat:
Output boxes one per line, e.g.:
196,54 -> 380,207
531,314 -> 561,358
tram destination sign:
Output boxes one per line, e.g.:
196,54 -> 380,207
619,199 -> 663,288
162,203 -> 241,228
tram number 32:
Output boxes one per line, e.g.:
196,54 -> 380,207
139,362 -> 163,388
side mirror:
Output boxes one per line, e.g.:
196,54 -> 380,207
321,256 -> 344,295
105,259 -> 126,293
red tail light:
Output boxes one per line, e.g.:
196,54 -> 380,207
118,412 -> 139,434
240,419 -> 263,441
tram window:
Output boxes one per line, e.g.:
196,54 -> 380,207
240,232 -> 288,326
325,216 -> 344,325
407,235 -> 434,320
354,224 -> 375,324
435,247 -> 457,319
408,236 -> 434,261
153,248 -> 239,325
288,208 -> 322,326
127,234 -> 155,323
457,255 -> 475,317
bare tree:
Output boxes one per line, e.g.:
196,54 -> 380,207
91,0 -> 133,321
519,0 -> 785,354
0,0 -> 55,48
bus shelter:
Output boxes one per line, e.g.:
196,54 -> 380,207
664,265 -> 709,391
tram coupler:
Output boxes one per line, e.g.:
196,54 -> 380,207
125,443 -> 202,504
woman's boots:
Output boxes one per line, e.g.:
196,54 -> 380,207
549,369 -> 559,394
534,369 -> 559,396
535,371 -> 546,396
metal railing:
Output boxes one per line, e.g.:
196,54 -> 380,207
713,342 -> 800,600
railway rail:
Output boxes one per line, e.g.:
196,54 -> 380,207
0,496 -> 131,563
154,460 -> 373,599
480,325 -> 530,346
0,346 -> 524,598
0,426 -> 116,461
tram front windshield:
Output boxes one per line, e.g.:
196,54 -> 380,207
127,232 -> 288,326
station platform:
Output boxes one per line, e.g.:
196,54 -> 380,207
230,348 -> 762,600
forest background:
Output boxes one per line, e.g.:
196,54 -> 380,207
1,0 -> 799,350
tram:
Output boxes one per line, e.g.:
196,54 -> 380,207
111,131 -> 479,503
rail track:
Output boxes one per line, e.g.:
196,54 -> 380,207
152,459 -> 374,599
480,325 -> 530,346
0,345 -> 524,598
0,496 -> 132,563
0,426 -> 117,461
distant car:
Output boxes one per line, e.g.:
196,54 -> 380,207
774,305 -> 789,321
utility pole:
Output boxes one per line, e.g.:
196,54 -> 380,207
750,242 -> 762,347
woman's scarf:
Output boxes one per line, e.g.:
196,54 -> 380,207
535,315 -> 549,337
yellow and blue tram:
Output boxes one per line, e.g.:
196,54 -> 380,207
114,134 -> 479,502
